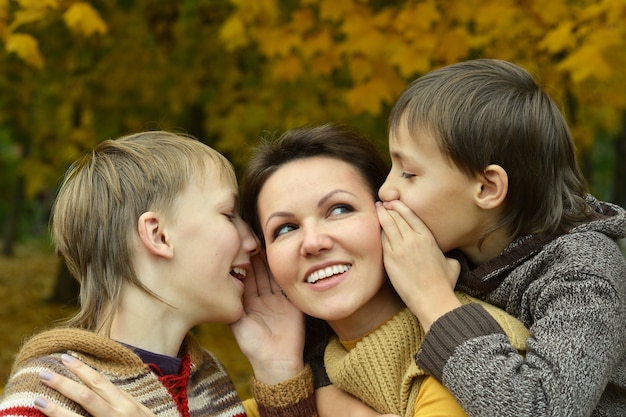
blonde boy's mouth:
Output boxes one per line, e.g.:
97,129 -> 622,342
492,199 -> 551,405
230,267 -> 247,280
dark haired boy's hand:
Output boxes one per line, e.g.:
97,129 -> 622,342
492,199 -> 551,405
230,251 -> 306,384
376,200 -> 461,332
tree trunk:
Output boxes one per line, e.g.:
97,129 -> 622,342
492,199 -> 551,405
2,176 -> 24,256
613,112 -> 626,209
48,259 -> 80,305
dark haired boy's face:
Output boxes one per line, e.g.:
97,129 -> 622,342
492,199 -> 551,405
379,121 -> 483,255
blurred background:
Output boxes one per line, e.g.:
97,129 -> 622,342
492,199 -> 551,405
1,0 -> 625,398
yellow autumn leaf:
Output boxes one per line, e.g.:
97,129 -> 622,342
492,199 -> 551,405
531,0 -> 570,25
349,55 -> 372,83
0,0 -> 8,21
310,50 -> 341,76
395,1 -> 440,34
445,0 -> 475,23
345,63 -> 403,115
8,6 -> 48,31
340,17 -> 387,55
319,0 -> 355,22
345,82 -> 380,115
603,0 -> 626,27
17,0 -> 58,8
62,2 -> 107,36
257,27 -> 297,57
474,0 -> 518,33
300,27 -> 332,59
387,38 -> 434,77
557,44 -> 611,82
539,21 -> 576,53
220,14 -> 248,50
272,54 -> 303,81
436,27 -> 470,64
5,32 -> 43,68
291,9 -> 314,33
586,26 -> 624,50
230,0 -> 278,23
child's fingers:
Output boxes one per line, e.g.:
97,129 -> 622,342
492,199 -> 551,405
382,200 -> 431,236
40,355 -> 155,417
376,203 -> 402,245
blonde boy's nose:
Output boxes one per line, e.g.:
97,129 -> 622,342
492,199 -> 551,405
239,221 -> 260,255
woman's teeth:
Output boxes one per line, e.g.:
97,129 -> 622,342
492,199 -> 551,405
306,264 -> 351,284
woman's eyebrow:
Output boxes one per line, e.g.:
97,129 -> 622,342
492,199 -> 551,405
318,189 -> 357,207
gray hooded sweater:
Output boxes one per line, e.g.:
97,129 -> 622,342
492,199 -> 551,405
418,196 -> 626,417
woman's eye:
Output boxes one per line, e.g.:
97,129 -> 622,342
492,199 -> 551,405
273,224 -> 297,238
401,171 -> 416,179
329,204 -> 353,217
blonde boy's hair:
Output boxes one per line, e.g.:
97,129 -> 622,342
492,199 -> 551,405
51,131 -> 236,332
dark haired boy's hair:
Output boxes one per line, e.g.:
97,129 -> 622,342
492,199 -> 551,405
389,59 -> 589,239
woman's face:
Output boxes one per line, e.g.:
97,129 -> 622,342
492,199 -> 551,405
257,156 -> 386,325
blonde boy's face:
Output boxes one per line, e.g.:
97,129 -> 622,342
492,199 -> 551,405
379,119 -> 484,255
164,165 -> 258,325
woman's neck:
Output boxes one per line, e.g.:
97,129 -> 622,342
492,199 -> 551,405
326,281 -> 405,341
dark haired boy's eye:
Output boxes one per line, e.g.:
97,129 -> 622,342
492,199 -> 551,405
401,172 -> 416,179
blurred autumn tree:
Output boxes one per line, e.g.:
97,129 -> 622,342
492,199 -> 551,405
0,1 -> 625,267
219,0 -> 626,198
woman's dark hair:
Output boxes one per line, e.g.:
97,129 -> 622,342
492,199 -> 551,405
241,123 -> 389,245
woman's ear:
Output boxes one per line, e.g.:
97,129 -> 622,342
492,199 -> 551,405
137,212 -> 174,259
476,164 -> 508,210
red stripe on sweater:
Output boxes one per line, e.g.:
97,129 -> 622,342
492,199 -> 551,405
0,406 -> 47,417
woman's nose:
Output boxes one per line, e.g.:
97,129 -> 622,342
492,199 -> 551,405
300,223 -> 332,256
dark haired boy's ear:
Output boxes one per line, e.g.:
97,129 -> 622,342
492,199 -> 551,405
476,164 -> 508,210
138,212 -> 174,259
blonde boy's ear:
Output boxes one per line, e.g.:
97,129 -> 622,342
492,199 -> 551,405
476,164 -> 508,209
137,212 -> 174,259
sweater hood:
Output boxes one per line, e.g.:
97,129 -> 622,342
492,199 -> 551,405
455,195 -> 626,296
11,327 -> 205,377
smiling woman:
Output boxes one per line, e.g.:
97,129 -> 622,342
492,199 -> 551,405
256,156 -> 391,332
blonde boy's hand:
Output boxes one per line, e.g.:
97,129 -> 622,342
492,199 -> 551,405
230,251 -> 306,384
376,200 -> 461,332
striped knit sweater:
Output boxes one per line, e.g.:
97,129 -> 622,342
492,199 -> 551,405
0,328 -> 317,417
324,296 -> 529,417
